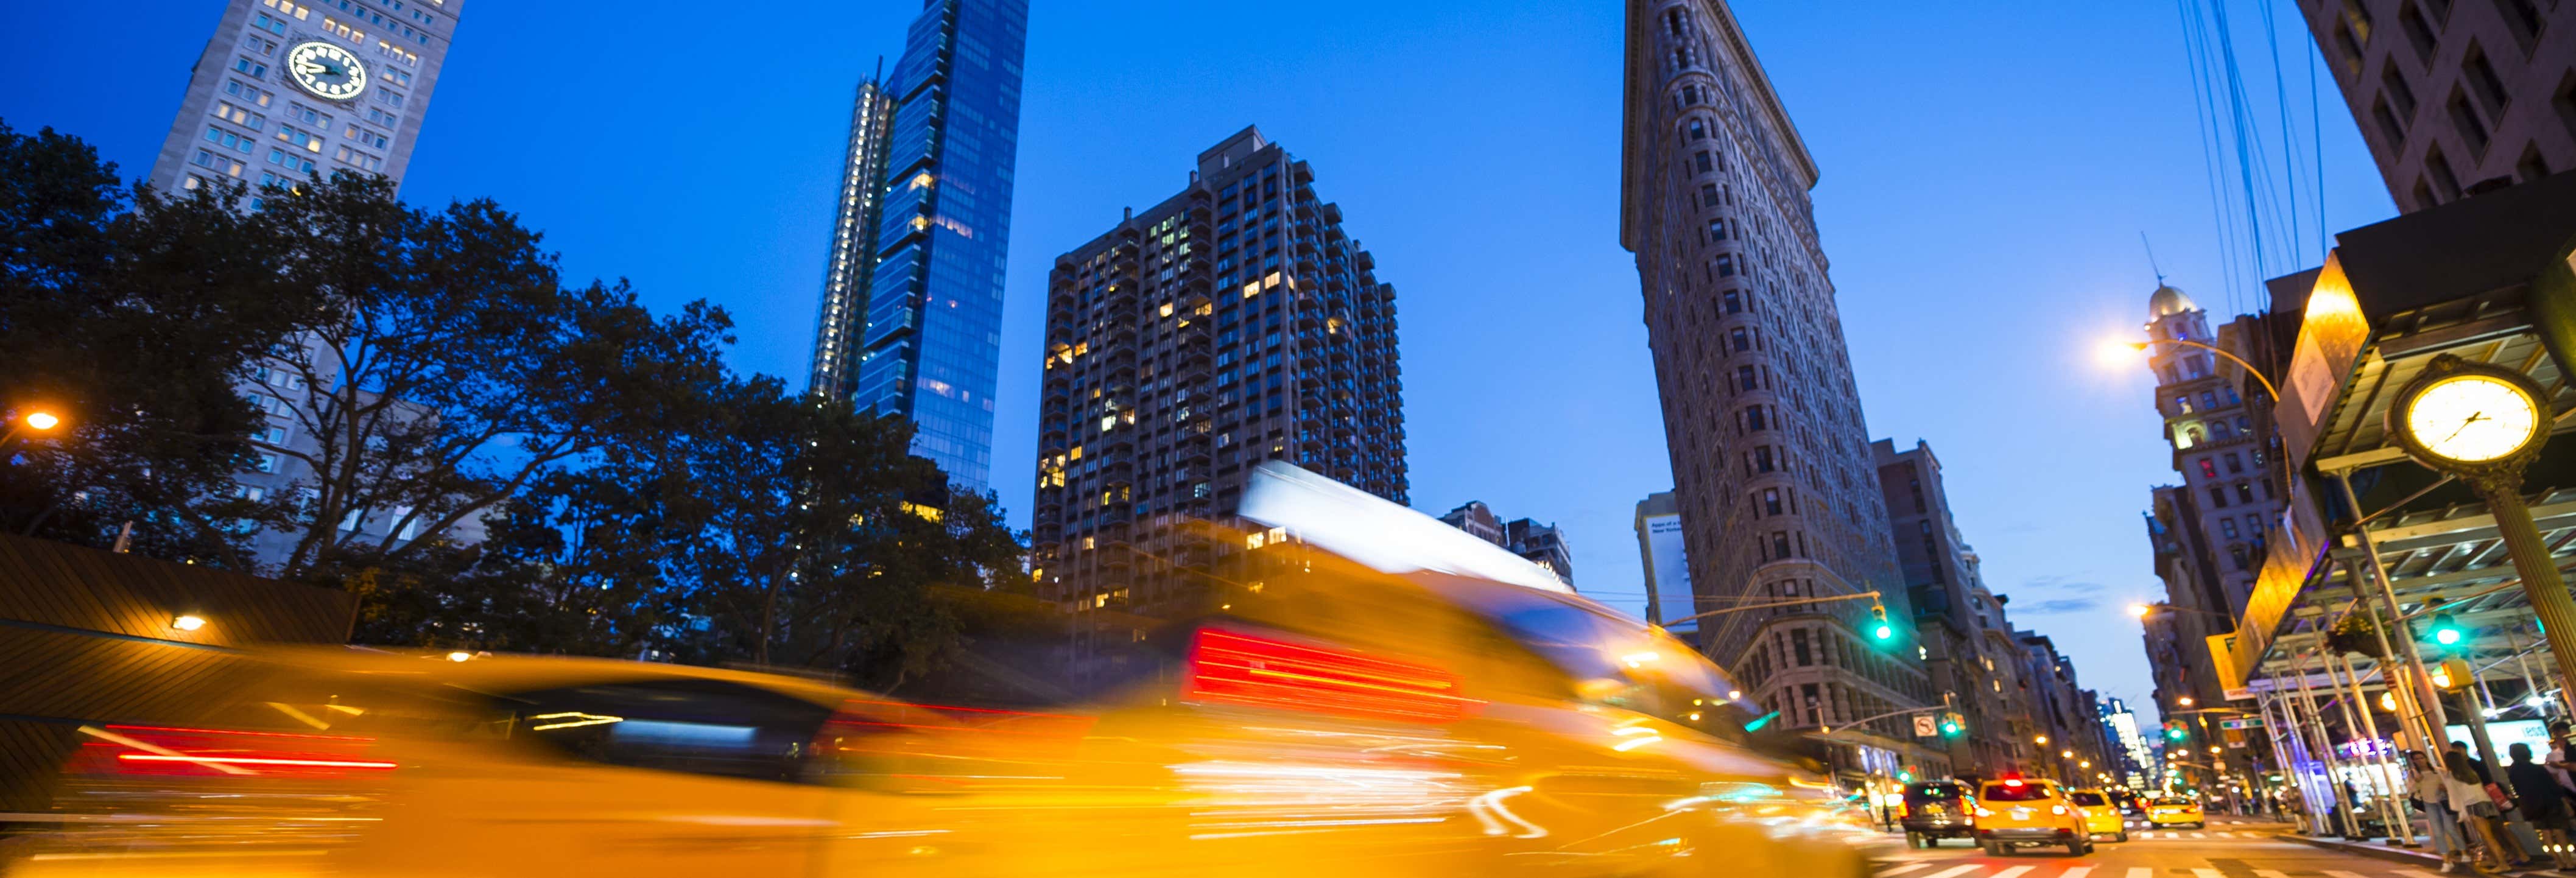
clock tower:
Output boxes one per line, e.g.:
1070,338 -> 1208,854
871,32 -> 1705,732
147,0 -> 463,199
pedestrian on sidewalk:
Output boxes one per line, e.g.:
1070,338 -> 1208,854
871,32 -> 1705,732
2455,740 -> 2539,868
2448,749 -> 2518,873
2507,743 -> 2576,870
2413,750 -> 2471,873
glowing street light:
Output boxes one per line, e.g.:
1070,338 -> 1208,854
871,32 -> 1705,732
2035,735 -> 2050,745
171,614 -> 207,632
1,409 -> 65,449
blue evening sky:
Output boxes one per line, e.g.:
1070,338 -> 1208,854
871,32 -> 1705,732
1,2 -> 2398,724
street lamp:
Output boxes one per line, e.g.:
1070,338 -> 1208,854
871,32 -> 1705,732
2178,697 -> 2195,707
2035,735 -> 2049,745
1,409 -> 63,449
2099,338 -> 2282,402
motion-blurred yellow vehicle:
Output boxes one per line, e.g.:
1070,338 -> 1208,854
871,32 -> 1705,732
2145,795 -> 2205,827
2065,787 -> 2128,842
1972,778 -> 2092,856
20,468 -> 1877,878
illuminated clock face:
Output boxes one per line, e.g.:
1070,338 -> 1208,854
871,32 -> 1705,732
2402,373 -> 2541,463
284,41 -> 367,101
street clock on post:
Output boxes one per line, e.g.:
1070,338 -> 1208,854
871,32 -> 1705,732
284,41 -> 368,102
2385,352 -> 2576,718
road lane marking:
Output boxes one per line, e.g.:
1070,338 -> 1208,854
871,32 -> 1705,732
2190,832 -> 2207,838
2253,870 -> 2290,878
1918,865 -> 1985,878
2061,866 -> 2093,878
2126,867 -> 2155,878
2321,870 -> 2377,878
1875,864 -> 1930,877
1990,867 -> 2033,878
2395,870 -> 2449,878
2192,868 -> 2227,878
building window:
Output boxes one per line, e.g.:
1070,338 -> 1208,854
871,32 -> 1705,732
233,57 -> 268,78
223,80 -> 275,109
1755,445 -> 1776,473
2198,458 -> 2219,479
1716,255 -> 1736,277
1694,150 -> 1713,173
1763,489 -> 1784,516
1722,290 -> 1742,314
2221,518 -> 2240,539
1730,328 -> 1750,352
2208,486 -> 2229,508
2225,452 -> 2243,474
1737,364 -> 1758,390
1706,217 -> 1727,242
190,149 -> 247,178
204,126 -> 255,154
1773,531 -> 1793,561
1744,405 -> 1767,431
2448,89 -> 2491,156
1700,183 -> 1720,207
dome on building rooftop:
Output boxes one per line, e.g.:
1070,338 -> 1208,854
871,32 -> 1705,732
2147,284 -> 2197,319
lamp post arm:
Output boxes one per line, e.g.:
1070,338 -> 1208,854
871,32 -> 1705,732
2148,338 -> 2283,403
1663,590 -> 1881,628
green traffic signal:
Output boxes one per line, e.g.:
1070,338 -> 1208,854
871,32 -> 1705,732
1869,603 -> 1894,641
2164,724 -> 2187,741
2430,612 -> 2465,647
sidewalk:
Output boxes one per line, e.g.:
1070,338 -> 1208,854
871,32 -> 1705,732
2285,833 -> 2572,875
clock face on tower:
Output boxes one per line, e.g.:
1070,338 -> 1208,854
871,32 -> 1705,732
284,41 -> 367,101
2400,373 -> 2542,464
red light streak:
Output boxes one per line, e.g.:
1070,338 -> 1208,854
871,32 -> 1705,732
117,754 -> 396,770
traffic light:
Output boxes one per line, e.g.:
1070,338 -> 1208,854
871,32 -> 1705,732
2433,658 -> 2472,690
1939,711 -> 1964,737
1870,603 -> 1895,641
2164,721 -> 2188,742
2429,612 -> 2466,648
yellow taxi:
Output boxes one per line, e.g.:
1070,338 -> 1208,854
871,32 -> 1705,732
2145,795 -> 2206,828
2066,788 -> 2128,842
22,463 -> 1883,878
1973,777 -> 2094,856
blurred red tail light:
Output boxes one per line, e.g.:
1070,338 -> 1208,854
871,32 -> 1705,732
65,724 -> 396,778
1179,628 -> 1480,724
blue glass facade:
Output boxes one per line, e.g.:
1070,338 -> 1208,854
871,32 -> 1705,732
848,0 -> 1027,493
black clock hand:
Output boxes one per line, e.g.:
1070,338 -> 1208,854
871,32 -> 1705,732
2442,412 -> 2486,445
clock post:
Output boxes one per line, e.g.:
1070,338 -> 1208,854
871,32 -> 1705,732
2386,354 -> 2576,712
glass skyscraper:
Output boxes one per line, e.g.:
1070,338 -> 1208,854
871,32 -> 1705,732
810,0 -> 1027,493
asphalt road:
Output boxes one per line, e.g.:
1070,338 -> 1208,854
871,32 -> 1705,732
1871,818 -> 2463,878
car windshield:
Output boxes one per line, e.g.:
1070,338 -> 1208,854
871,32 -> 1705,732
1982,782 -> 2055,802
1906,782 -> 1964,802
2068,792 -> 2107,806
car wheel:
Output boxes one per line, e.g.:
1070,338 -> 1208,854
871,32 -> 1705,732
1980,841 -> 1998,856
2115,830 -> 2129,843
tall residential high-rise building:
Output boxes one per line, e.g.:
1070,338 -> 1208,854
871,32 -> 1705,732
1635,490 -> 1695,632
810,0 -> 1028,491
1621,0 -> 1935,760
810,78 -> 896,401
1031,127 -> 1404,617
2297,0 -> 2574,211
2102,696 -> 2153,787
152,0 -> 459,197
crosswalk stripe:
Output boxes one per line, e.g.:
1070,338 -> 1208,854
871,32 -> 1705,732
1919,866 -> 1984,878
1990,867 -> 2035,878
2322,870 -> 2376,878
2216,831 -> 2237,837
1874,864 -> 1930,877
2061,867 -> 2092,878
2126,867 -> 2155,878
2253,870 -> 2290,878
2191,868 -> 2226,878
2394,870 -> 2448,878
2190,832 -> 2208,838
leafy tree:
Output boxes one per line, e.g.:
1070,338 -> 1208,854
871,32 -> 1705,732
0,121 -> 308,563
247,175 -> 734,581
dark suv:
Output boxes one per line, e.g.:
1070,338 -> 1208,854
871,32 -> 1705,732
1901,780 -> 1978,848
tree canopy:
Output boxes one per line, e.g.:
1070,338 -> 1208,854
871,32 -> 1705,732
0,121 -> 1025,684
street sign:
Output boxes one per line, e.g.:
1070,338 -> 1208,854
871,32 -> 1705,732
2218,718 -> 2265,729
1913,715 -> 1938,737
